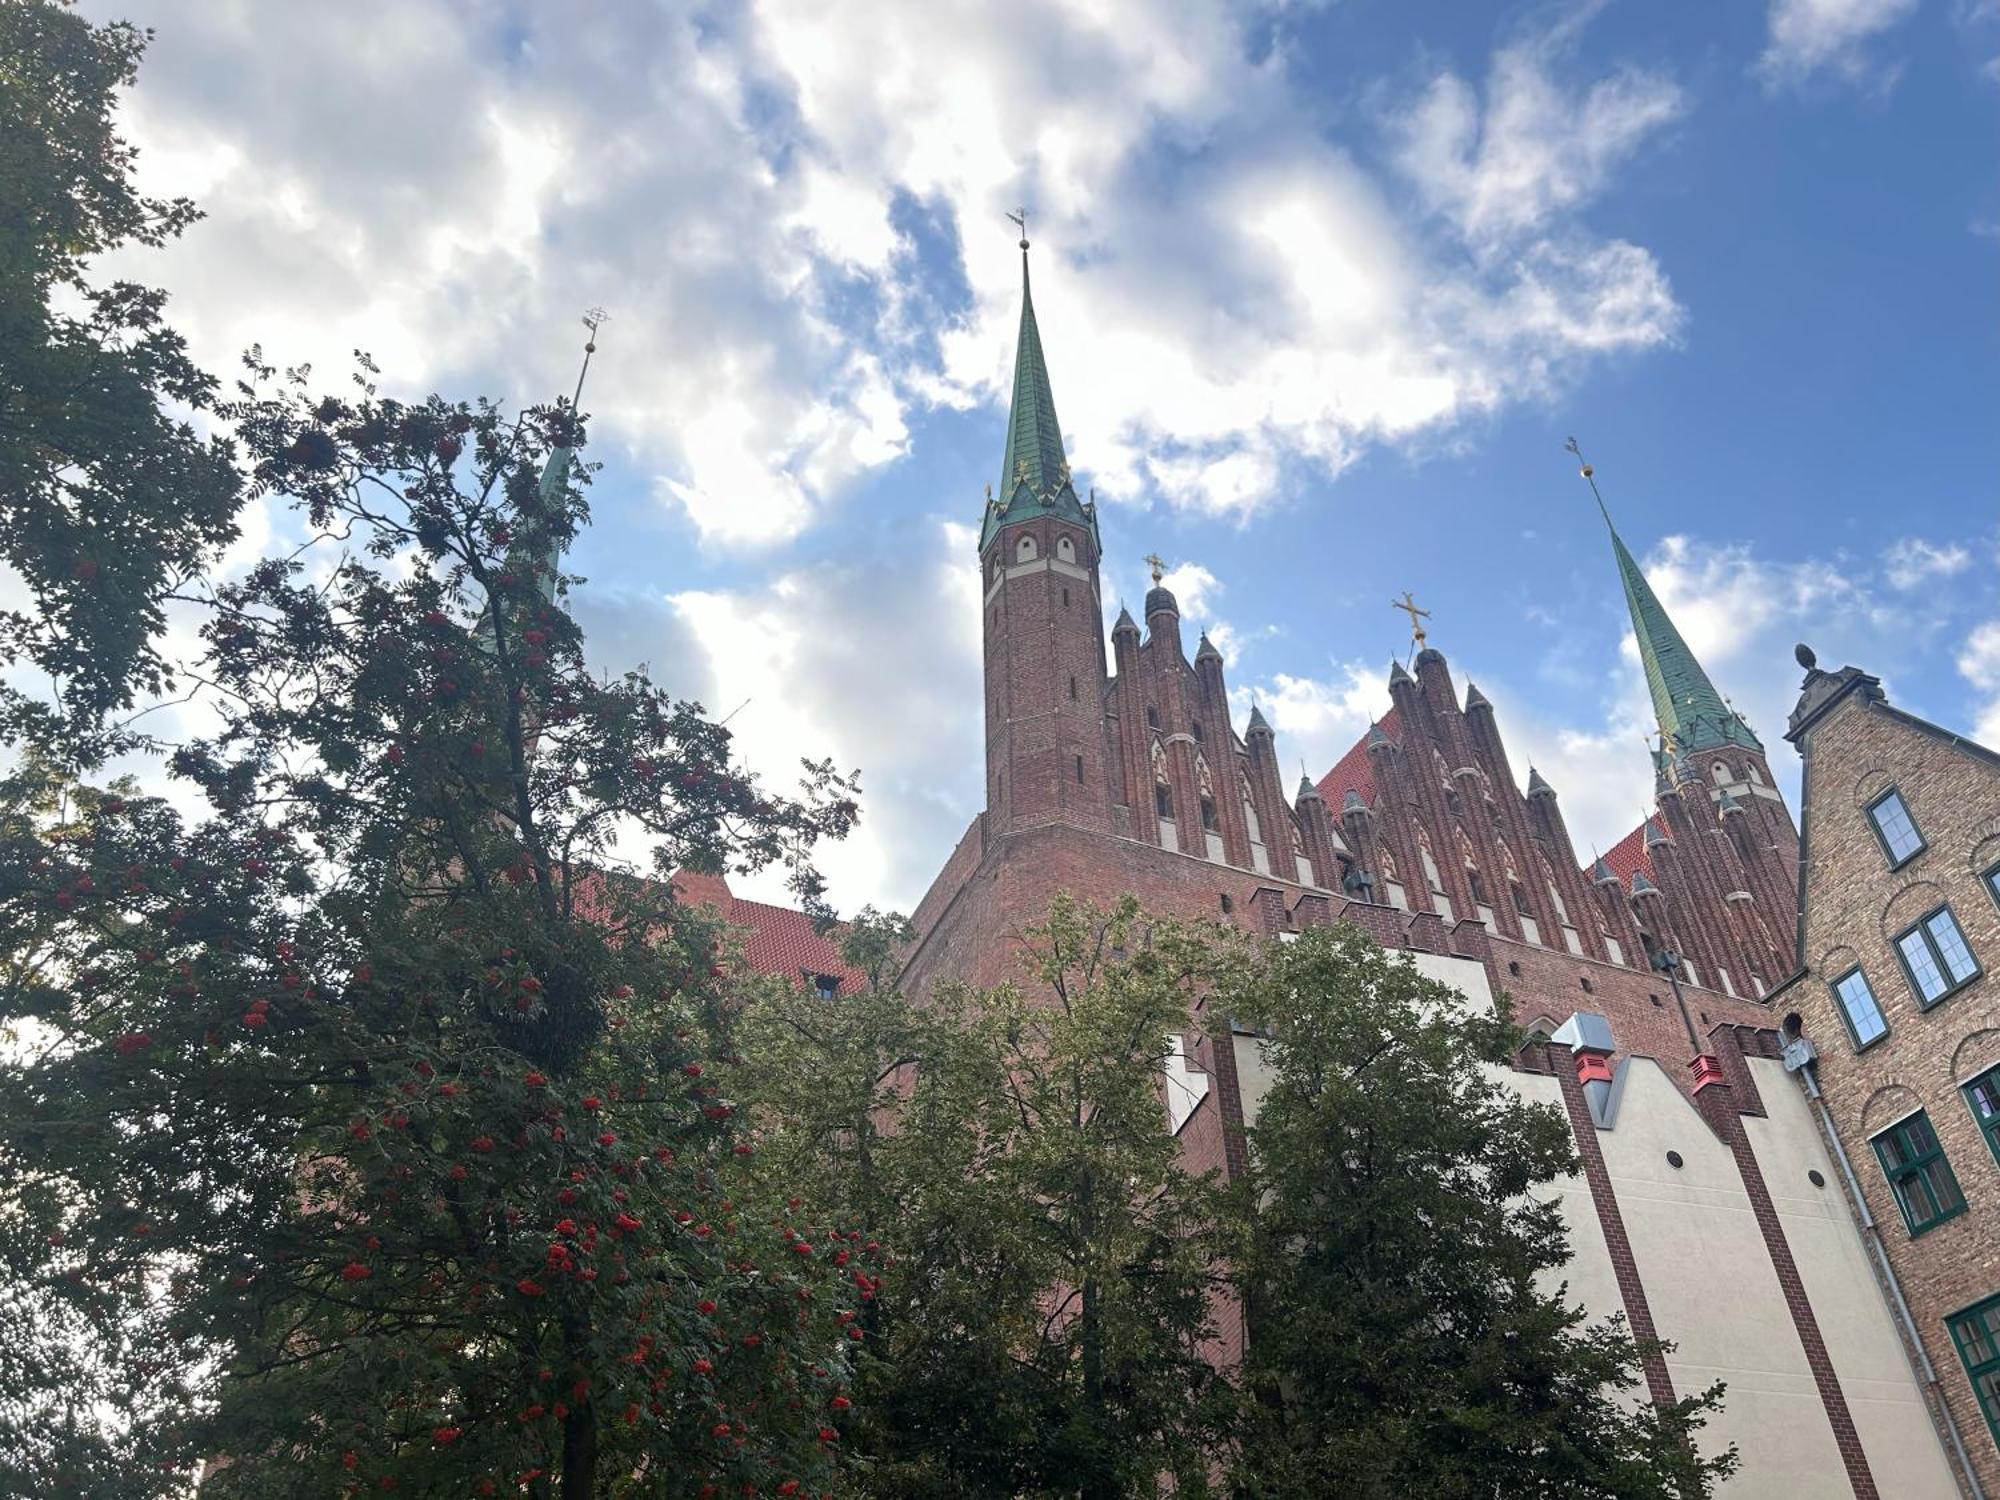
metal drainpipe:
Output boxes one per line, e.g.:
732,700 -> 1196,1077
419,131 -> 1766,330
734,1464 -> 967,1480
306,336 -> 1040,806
1798,1069 -> 1988,1500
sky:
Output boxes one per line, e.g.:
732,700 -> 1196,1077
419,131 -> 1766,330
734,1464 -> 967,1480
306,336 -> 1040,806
85,0 -> 2000,917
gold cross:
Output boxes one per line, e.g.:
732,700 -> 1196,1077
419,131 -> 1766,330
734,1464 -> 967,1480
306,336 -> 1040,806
1390,591 -> 1431,647
1144,553 -> 1167,584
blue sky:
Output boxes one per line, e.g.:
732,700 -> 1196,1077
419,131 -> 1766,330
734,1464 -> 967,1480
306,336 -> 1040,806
93,0 -> 1999,914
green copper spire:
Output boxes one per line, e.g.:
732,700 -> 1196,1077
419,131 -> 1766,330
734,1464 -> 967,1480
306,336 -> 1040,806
980,221 -> 1096,551
480,314 -> 600,653
1570,439 -> 1760,762
1000,239 -> 1066,501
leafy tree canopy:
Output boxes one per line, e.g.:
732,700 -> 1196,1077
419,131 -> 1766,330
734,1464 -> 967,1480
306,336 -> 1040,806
1220,925 -> 1736,1500
0,0 -> 241,738
0,351 -> 862,1498
736,896 -> 1241,1500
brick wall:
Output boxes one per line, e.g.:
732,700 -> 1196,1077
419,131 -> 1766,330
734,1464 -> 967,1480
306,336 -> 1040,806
1790,682 -> 2000,1491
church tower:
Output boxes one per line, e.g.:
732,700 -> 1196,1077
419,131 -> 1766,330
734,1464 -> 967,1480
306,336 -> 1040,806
1587,456 -> 1799,987
979,232 -> 1111,836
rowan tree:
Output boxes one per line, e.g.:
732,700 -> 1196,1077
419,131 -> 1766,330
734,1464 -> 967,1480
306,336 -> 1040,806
0,355 -> 865,1498
0,0 -> 241,739
737,895 -> 1239,1499
1220,925 -> 1737,1499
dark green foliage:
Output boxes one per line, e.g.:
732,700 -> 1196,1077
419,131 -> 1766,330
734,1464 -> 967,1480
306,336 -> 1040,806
737,896 -> 1240,1499
1221,924 -> 1737,1499
0,360 -> 861,1497
0,1 -> 241,736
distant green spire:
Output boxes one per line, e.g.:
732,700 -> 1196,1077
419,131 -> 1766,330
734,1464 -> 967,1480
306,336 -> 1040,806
980,232 -> 1096,551
1579,447 -> 1759,759
481,316 -> 599,650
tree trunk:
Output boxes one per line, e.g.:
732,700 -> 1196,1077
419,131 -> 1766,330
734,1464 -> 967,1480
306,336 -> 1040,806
560,1403 -> 597,1500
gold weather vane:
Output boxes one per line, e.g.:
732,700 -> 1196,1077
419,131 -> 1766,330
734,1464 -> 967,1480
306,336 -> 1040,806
1145,553 -> 1168,585
1391,591 -> 1431,650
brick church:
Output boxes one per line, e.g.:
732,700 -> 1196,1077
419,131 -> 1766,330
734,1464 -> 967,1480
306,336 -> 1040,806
700,240 -> 1978,1496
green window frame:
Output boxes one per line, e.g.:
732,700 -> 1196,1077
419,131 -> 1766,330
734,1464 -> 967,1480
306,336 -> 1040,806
1965,1063 -> 2000,1168
1946,1293 -> 2000,1455
1829,966 -> 1889,1050
1894,904 -> 1981,1008
1872,1110 -> 1965,1236
1865,786 -> 1925,869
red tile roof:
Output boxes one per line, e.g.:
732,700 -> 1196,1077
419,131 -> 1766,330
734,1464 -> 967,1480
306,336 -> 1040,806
1595,817 -> 1662,887
1315,706 -> 1402,809
667,871 -> 867,993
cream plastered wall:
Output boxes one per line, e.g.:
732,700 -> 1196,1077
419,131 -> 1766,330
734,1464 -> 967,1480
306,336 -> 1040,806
1594,1057 -> 1950,1498
1740,1055 -> 1958,1497
1232,952 -> 1954,1494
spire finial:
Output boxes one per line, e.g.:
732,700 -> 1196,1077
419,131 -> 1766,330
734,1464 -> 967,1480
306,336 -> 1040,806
1145,552 -> 1167,585
1390,590 -> 1431,650
1007,207 -> 1029,253
1566,435 -> 1613,527
572,308 -> 607,407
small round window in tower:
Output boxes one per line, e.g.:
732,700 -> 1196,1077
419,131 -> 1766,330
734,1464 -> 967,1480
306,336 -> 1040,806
1808,1169 -> 1826,1188
1665,1151 -> 1684,1170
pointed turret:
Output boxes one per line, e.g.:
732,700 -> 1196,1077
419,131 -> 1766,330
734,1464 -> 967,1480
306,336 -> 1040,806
1464,681 -> 1492,713
1366,721 -> 1391,749
1296,773 -> 1321,802
1631,869 -> 1660,896
1195,632 -> 1222,664
981,233 -> 1096,550
1112,604 -> 1139,639
1589,475 -> 1759,757
1644,819 -> 1670,850
1246,703 -> 1271,737
1591,857 -> 1619,885
1389,659 -> 1413,687
1342,789 -> 1367,814
1526,766 -> 1556,800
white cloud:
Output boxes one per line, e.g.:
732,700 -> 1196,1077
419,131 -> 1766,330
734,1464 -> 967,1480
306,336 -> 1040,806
1883,536 -> 1972,589
1956,621 -> 2000,745
1393,22 -> 1685,246
98,0 -> 1696,547
1230,662 -> 1391,790
1758,0 -> 1920,87
644,519 -> 983,913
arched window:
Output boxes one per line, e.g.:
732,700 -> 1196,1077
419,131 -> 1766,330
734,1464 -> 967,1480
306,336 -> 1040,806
1712,760 -> 1731,785
1200,796 -> 1219,832
1056,535 -> 1076,563
1240,772 -> 1263,843
1016,534 -> 1038,562
1152,742 -> 1174,823
1746,762 -> 1765,785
